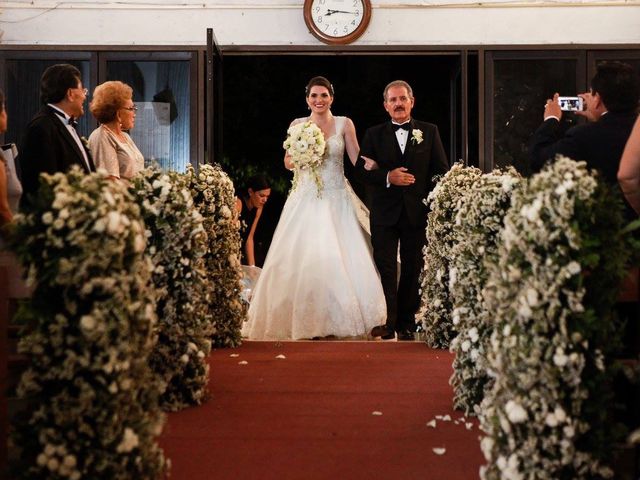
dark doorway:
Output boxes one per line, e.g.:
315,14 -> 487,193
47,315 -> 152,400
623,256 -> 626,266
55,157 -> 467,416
221,54 -> 472,253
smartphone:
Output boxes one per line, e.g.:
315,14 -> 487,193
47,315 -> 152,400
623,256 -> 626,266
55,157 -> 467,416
557,96 -> 584,112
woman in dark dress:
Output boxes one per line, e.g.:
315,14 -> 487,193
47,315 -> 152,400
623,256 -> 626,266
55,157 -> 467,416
236,175 -> 271,267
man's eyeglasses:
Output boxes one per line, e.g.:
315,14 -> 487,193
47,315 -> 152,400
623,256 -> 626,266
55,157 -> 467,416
122,105 -> 138,112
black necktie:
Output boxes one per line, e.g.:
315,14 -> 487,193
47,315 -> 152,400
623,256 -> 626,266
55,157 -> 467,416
393,123 -> 410,131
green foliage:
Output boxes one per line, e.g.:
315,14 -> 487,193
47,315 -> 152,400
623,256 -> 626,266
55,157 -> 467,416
130,167 -> 213,411
8,167 -> 166,479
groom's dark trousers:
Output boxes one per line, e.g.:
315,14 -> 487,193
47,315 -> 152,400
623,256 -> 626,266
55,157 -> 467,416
356,119 -> 449,333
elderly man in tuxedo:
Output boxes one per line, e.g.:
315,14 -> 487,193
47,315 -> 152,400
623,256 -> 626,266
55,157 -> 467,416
19,63 -> 95,210
356,80 -> 449,341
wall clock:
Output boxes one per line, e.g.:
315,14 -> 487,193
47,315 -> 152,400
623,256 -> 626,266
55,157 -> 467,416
303,0 -> 372,45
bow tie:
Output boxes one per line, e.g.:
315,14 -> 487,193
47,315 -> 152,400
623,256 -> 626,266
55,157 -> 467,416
52,108 -> 78,129
393,123 -> 410,131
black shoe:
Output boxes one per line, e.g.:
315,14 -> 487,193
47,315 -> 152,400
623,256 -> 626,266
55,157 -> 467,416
380,331 -> 396,340
397,330 -> 415,341
371,325 -> 391,337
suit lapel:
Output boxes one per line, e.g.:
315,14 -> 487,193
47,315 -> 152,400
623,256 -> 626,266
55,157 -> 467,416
47,107 -> 92,173
385,122 -> 403,166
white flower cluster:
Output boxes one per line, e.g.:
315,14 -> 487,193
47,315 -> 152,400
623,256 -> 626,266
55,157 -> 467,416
417,163 -> 482,348
448,167 -> 521,415
131,167 -> 213,411
186,163 -> 247,347
283,120 -> 326,194
479,156 -> 622,480
9,166 -> 167,478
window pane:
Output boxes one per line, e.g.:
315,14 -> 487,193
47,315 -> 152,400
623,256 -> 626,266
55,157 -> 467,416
493,59 -> 578,175
106,61 -> 190,172
4,59 -> 92,144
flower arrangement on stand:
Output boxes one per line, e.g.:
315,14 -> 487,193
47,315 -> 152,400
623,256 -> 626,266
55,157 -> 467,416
479,156 -> 630,479
449,167 -> 521,416
130,167 -> 213,411
417,163 -> 482,348
185,163 -> 246,348
8,167 -> 166,479
283,120 -> 326,195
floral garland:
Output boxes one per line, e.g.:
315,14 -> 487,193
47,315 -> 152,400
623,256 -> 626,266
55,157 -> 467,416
130,167 -> 213,411
8,167 -> 166,479
449,167 -> 521,416
479,156 -> 630,479
283,120 -> 326,195
417,163 -> 482,348
185,163 -> 246,348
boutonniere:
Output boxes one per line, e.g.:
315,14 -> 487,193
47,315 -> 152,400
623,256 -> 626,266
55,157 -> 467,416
80,136 -> 90,151
411,129 -> 423,145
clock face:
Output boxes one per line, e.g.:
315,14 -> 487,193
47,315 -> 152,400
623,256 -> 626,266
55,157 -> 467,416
305,0 -> 371,44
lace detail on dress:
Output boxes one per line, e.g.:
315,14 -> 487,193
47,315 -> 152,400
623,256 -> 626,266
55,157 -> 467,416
292,117 -> 347,198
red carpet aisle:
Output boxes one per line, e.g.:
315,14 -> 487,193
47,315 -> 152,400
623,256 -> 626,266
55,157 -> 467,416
159,342 -> 484,480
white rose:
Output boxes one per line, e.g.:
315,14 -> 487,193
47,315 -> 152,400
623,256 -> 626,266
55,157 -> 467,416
545,412 -> 558,427
480,436 -> 494,460
468,327 -> 479,343
62,454 -> 77,468
553,348 -> 568,367
42,212 -> 54,225
80,315 -> 96,331
554,406 -> 566,423
567,261 -> 581,275
116,427 -> 139,453
37,453 -> 48,466
47,458 -> 60,471
517,303 -> 532,319
461,340 -> 471,352
180,354 -> 189,364
505,400 -> 528,423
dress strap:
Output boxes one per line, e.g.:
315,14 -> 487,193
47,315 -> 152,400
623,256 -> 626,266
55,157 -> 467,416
336,116 -> 345,137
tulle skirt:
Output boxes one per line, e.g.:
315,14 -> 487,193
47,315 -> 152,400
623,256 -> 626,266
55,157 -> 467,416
242,183 -> 386,340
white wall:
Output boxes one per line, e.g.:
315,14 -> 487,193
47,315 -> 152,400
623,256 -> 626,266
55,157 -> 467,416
1,0 -> 639,47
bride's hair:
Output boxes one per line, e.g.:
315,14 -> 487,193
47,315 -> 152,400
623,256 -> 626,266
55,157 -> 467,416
305,76 -> 334,97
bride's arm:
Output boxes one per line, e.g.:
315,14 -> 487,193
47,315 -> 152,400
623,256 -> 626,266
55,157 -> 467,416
344,117 -> 378,170
343,118 -> 360,166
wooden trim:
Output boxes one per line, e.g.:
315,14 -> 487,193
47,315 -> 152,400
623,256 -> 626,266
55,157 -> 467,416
461,49 -> 468,165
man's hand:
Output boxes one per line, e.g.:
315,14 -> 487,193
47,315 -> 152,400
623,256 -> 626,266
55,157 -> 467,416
575,92 -> 600,122
388,167 -> 415,186
543,93 -> 562,121
360,155 -> 379,171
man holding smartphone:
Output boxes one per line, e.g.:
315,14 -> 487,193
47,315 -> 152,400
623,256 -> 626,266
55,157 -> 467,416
529,61 -> 639,197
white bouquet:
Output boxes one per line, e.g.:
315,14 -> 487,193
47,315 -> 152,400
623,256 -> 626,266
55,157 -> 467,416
283,120 -> 326,194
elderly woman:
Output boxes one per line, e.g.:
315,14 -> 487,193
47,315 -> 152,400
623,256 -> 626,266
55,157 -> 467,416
88,81 -> 144,181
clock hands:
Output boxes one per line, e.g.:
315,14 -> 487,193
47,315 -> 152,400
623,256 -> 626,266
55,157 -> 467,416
325,8 -> 357,16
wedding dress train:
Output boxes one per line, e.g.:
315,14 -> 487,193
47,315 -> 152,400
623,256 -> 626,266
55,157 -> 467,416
242,116 -> 386,340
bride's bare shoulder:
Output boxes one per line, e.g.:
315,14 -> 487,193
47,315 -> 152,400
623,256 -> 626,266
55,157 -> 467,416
289,117 -> 308,127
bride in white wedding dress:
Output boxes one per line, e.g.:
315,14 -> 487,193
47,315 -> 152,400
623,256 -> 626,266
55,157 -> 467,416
242,76 -> 386,340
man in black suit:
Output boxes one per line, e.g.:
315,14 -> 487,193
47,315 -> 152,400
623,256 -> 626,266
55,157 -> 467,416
19,63 -> 94,210
356,80 -> 449,341
530,61 -> 640,197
